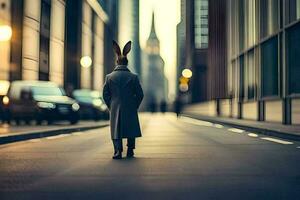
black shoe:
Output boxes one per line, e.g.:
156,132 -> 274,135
127,149 -> 134,158
112,151 -> 122,159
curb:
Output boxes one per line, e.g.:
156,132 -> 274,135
0,123 -> 109,145
182,113 -> 300,142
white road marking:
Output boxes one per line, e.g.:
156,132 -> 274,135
261,137 -> 293,145
46,134 -> 69,140
180,117 -> 214,127
29,139 -> 42,142
214,124 -> 224,128
248,133 -> 258,137
72,131 -> 85,136
228,128 -> 245,133
296,146 -> 300,149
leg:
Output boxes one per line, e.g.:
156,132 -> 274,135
126,138 -> 135,158
112,139 -> 123,153
127,138 -> 135,149
112,139 -> 123,159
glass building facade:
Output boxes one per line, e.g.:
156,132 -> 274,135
194,0 -> 208,49
226,0 -> 300,123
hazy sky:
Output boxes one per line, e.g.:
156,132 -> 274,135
140,0 -> 181,99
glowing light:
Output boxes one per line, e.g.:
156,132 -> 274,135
182,69 -> 193,78
179,83 -> 189,92
179,76 -> 189,84
80,56 -> 92,68
72,103 -> 80,111
0,25 -> 12,41
2,96 -> 9,105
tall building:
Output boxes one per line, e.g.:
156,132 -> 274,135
184,0 -> 300,125
176,0 -> 186,96
118,0 -> 141,77
0,0 -> 67,84
64,0 -> 108,92
225,0 -> 300,124
0,0 -> 113,93
99,0 -> 119,75
177,0 -> 208,103
207,0 -> 227,100
142,13 -> 168,110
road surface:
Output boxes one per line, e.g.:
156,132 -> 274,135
0,113 -> 300,199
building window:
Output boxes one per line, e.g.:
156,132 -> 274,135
287,23 -> 300,95
238,0 -> 245,51
239,56 -> 244,99
246,0 -> 258,47
39,0 -> 51,81
261,36 -> 279,97
194,0 -> 208,49
245,50 -> 255,99
286,0 -> 300,24
260,0 -> 279,39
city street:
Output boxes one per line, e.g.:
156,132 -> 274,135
0,113 -> 300,200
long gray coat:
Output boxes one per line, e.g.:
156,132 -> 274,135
103,65 -> 144,139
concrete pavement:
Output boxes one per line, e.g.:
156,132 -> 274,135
0,113 -> 300,200
182,113 -> 300,141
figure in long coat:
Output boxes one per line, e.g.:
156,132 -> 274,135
103,40 -> 144,159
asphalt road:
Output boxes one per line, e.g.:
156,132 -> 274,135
0,113 -> 300,200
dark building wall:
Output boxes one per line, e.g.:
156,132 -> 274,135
132,0 -> 141,77
104,0 -> 119,75
207,0 -> 227,100
64,0 -> 82,91
185,0 -> 208,103
10,0 -> 24,81
192,49 -> 207,102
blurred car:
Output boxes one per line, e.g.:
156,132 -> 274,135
0,80 -> 10,123
6,80 -> 80,125
72,89 -> 109,121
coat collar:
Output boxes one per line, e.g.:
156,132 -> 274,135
114,65 -> 130,72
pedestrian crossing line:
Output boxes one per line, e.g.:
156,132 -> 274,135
228,128 -> 245,133
261,137 -> 293,145
248,133 -> 258,137
214,124 -> 224,128
296,146 -> 300,149
46,134 -> 69,140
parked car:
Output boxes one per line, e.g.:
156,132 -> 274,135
72,89 -> 109,121
6,81 -> 80,125
0,80 -> 10,123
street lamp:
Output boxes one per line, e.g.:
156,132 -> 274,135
182,68 -> 193,79
0,25 -> 12,41
80,56 -> 92,68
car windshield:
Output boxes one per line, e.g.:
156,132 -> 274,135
31,86 -> 65,96
73,90 -> 102,103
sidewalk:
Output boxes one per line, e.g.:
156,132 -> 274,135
0,121 -> 109,145
182,112 -> 300,141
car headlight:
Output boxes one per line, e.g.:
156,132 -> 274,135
100,104 -> 108,111
92,99 -> 102,107
37,102 -> 56,109
2,96 -> 9,105
72,103 -> 80,111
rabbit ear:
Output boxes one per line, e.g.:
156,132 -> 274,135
112,40 -> 121,56
122,41 -> 132,56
